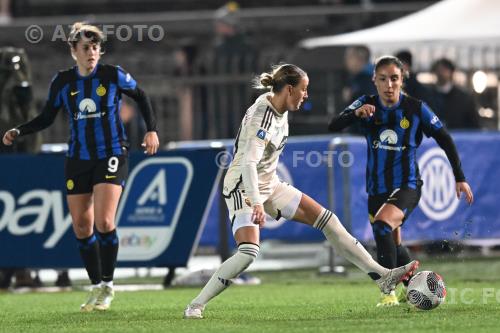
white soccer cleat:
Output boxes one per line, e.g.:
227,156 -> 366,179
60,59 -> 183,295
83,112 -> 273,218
377,260 -> 419,295
183,303 -> 205,319
94,285 -> 115,311
80,286 -> 102,312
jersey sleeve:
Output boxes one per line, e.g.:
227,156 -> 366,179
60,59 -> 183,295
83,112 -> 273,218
116,66 -> 137,91
240,109 -> 274,206
46,73 -> 63,109
17,73 -> 62,136
420,102 -> 443,137
328,95 -> 370,132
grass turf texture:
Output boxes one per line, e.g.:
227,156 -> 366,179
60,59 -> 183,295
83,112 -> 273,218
1,259 -> 499,333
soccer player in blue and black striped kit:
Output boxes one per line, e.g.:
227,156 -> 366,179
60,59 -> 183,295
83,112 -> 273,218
329,56 -> 473,306
3,22 -> 159,311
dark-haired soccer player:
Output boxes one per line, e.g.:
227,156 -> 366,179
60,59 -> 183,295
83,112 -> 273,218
329,55 -> 473,306
3,22 -> 159,311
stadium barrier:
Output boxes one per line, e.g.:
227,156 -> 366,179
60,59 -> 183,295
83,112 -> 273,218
0,148 -> 222,268
199,132 -> 500,249
0,132 -> 498,268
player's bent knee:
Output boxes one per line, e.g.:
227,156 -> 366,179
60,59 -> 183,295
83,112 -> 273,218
236,243 -> 260,269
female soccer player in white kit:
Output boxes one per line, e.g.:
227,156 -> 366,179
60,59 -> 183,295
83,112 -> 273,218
184,64 -> 419,319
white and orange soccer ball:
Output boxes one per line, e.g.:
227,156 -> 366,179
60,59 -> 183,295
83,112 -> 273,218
407,271 -> 446,310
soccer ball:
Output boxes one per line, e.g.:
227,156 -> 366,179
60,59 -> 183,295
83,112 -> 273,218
407,271 -> 446,310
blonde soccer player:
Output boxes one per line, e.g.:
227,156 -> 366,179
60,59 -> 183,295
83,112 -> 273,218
184,63 -> 418,319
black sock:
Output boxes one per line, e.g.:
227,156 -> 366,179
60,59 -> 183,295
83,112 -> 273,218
396,244 -> 411,266
97,229 -> 119,282
372,220 -> 396,269
396,244 -> 412,286
77,234 -> 102,285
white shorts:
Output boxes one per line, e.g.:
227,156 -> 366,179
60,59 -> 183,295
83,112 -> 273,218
224,182 -> 303,235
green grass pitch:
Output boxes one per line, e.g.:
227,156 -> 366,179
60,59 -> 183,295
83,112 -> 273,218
1,258 -> 499,333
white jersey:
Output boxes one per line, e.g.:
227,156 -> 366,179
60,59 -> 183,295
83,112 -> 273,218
223,92 -> 289,206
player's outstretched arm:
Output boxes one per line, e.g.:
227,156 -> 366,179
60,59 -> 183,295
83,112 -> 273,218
328,100 -> 373,132
431,127 -> 473,205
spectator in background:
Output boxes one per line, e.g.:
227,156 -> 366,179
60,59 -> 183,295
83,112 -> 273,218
120,98 -> 146,151
0,0 -> 11,24
0,47 -> 41,154
201,1 -> 257,139
343,45 -> 377,104
342,46 -> 377,134
395,50 -> 436,110
431,58 -> 480,129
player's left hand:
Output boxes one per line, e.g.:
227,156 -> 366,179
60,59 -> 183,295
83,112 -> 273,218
142,131 -> 159,155
456,181 -> 473,205
251,204 -> 266,228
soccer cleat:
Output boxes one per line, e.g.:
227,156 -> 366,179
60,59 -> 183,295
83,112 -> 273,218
396,284 -> 408,303
94,285 -> 115,311
80,286 -> 102,312
183,303 -> 205,319
376,260 -> 419,295
376,290 -> 400,307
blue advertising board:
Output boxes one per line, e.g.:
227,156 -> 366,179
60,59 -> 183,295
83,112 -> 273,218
0,149 -> 222,268
199,132 -> 500,247
200,136 -> 335,247
347,132 -> 500,243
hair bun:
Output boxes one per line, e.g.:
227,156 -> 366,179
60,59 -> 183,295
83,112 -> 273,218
259,73 -> 275,88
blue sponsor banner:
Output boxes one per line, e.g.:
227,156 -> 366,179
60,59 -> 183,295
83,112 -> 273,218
200,136 -> 334,247
0,149 -> 222,268
344,132 -> 500,242
199,132 -> 500,247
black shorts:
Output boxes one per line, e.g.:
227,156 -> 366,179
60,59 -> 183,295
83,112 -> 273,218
368,183 -> 422,224
65,155 -> 128,194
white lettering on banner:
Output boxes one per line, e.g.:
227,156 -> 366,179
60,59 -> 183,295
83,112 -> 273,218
0,190 -> 72,248
116,157 -> 193,261
138,169 -> 167,205
418,148 -> 459,221
44,191 -> 73,248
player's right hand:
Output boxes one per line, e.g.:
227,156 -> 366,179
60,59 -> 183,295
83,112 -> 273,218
354,104 -> 375,119
2,128 -> 19,146
251,204 -> 266,228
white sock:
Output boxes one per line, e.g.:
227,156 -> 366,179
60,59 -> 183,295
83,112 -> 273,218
314,209 -> 389,278
91,283 -> 101,290
192,243 -> 259,306
102,280 -> 113,288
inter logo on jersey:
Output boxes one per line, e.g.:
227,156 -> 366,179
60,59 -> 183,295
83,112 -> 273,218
400,116 -> 410,129
96,84 -> 106,97
256,129 -> 267,140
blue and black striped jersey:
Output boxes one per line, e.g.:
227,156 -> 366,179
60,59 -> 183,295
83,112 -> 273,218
17,64 -> 156,160
343,93 -> 443,195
